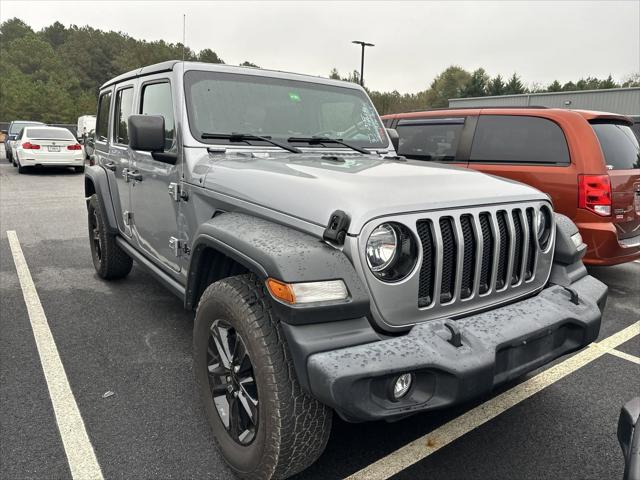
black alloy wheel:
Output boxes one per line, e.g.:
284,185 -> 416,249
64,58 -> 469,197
207,319 -> 259,445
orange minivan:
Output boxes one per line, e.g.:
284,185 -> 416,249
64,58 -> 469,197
382,108 -> 640,265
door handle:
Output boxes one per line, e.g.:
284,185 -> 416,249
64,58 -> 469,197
128,170 -> 143,182
104,162 -> 116,171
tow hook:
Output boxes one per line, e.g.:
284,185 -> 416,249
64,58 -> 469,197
560,285 -> 580,305
444,321 -> 463,348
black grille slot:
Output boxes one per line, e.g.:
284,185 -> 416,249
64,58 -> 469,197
479,213 -> 493,294
496,211 -> 509,290
511,210 -> 524,284
525,208 -> 536,279
417,220 -> 435,307
460,215 -> 476,299
439,217 -> 456,303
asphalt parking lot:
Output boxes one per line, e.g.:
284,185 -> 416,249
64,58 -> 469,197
1,156 -> 638,480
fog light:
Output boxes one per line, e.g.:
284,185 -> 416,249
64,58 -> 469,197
392,373 -> 413,400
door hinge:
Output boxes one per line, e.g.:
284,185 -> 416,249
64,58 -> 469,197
123,211 -> 133,225
169,236 -> 190,257
168,182 -> 188,202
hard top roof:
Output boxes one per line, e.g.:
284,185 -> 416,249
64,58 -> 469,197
100,60 -> 363,91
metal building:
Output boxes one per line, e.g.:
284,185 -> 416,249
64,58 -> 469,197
449,87 -> 640,115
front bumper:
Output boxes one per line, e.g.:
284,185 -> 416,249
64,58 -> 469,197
306,274 -> 607,422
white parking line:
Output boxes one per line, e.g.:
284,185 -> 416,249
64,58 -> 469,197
347,321 -> 640,480
7,230 -> 104,480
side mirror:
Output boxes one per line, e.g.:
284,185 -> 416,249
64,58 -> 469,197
128,115 -> 165,152
618,397 -> 640,480
386,128 -> 400,152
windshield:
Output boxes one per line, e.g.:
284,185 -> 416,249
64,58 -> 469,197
10,122 -> 41,135
590,121 -> 640,170
26,128 -> 75,140
184,70 -> 386,149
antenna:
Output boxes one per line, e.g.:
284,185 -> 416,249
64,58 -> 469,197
182,14 -> 186,61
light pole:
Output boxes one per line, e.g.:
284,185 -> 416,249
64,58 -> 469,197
352,40 -> 374,87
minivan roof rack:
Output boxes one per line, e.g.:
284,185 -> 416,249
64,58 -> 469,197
405,105 -> 549,113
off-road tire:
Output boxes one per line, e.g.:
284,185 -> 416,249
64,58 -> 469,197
88,194 -> 132,279
74,165 -> 85,173
193,274 -> 332,480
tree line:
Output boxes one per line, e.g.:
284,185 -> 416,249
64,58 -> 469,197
1,18 -> 638,122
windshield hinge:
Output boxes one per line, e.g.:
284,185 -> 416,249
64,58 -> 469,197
323,210 -> 350,245
168,182 -> 188,202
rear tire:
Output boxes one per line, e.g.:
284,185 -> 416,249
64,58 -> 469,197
88,194 -> 132,279
193,275 -> 332,480
75,166 -> 85,173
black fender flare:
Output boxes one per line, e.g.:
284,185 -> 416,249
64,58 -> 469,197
84,166 -> 118,234
185,212 -> 370,324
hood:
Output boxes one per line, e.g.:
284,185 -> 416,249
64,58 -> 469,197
198,151 -> 547,234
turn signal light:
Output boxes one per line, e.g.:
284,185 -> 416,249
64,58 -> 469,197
22,142 -> 40,150
578,174 -> 611,216
266,278 -> 348,305
67,144 -> 82,150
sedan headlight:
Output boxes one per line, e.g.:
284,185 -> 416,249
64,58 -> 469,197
366,222 -> 418,282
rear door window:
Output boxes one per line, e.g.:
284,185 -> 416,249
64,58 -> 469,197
396,118 -> 464,161
590,122 -> 640,170
470,115 -> 570,165
96,91 -> 112,143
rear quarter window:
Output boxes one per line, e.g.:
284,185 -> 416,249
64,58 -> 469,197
396,118 -> 464,161
590,122 -> 640,170
470,115 -> 570,165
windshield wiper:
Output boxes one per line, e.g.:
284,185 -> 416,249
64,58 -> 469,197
201,132 -> 301,154
287,136 -> 370,155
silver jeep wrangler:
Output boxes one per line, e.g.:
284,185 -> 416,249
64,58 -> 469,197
85,61 -> 607,479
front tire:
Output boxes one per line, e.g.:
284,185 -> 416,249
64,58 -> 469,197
194,275 -> 332,480
87,194 -> 132,279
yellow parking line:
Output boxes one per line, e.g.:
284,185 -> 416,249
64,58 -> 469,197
590,342 -> 640,365
7,230 -> 104,480
346,321 -> 640,480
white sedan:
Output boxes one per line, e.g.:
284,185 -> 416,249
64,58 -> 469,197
13,126 -> 85,173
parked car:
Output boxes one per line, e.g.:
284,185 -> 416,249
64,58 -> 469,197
3,120 -> 44,162
382,108 -> 640,266
86,61 -> 607,480
13,126 -> 84,173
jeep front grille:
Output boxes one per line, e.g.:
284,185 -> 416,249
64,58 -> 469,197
417,207 -> 539,309
355,201 -> 555,330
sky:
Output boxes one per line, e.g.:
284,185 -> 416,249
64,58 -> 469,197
1,0 -> 638,93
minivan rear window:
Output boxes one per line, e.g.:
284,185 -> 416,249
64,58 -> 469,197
470,115 -> 570,165
590,122 -> 640,170
25,128 -> 75,140
396,119 -> 464,161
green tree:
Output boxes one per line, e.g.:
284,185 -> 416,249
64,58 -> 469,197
461,68 -> 489,97
240,61 -> 259,68
487,75 -> 506,96
424,65 -> 471,107
504,73 -> 525,95
198,48 -> 224,64
0,17 -> 32,44
546,80 -> 563,92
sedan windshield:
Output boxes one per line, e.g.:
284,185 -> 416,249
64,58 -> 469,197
184,70 -> 386,148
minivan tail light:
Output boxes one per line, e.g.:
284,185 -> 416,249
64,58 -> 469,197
22,142 -> 40,150
578,174 -> 611,216
67,144 -> 82,150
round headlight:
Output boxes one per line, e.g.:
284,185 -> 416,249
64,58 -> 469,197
537,206 -> 553,250
366,224 -> 398,272
366,223 -> 418,282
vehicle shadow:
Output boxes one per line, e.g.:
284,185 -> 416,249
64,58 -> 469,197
17,166 -> 84,175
